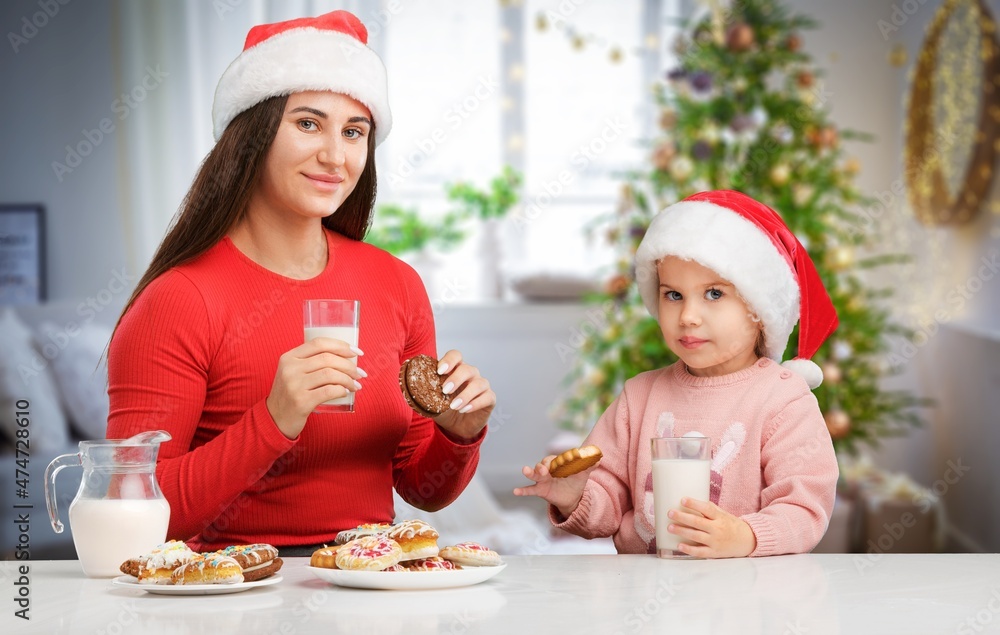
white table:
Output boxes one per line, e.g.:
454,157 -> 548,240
4,554 -> 999,634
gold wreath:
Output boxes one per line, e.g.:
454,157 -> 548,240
904,0 -> 1000,225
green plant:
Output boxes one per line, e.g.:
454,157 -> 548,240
446,165 -> 522,221
364,204 -> 465,256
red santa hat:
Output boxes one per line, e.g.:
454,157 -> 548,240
634,190 -> 838,389
212,10 -> 392,145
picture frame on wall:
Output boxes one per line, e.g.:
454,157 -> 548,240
0,204 -> 46,305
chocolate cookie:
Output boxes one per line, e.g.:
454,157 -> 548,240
399,355 -> 452,418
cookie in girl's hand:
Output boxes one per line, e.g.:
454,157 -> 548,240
399,355 -> 452,418
548,445 -> 603,478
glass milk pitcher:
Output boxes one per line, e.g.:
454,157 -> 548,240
45,431 -> 171,577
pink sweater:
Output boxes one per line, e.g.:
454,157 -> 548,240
554,358 -> 838,557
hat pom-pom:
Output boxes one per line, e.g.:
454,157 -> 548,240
781,358 -> 824,389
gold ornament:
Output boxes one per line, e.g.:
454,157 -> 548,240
825,410 -> 851,440
609,47 -> 623,64
827,245 -> 855,270
652,141 -> 676,171
659,108 -> 678,130
770,163 -> 791,185
889,42 -> 908,67
669,156 -> 694,181
726,23 -> 755,52
822,362 -> 843,385
605,274 -> 631,298
572,35 -> 586,50
843,157 -> 862,175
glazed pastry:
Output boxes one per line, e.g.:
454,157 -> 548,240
134,540 -> 199,585
310,545 -> 343,569
382,563 -> 409,572
403,556 -> 462,571
213,544 -> 282,582
399,354 -> 451,418
439,542 -> 502,567
171,554 -> 244,585
548,445 -> 603,478
334,522 -> 393,545
387,520 -> 440,561
335,535 -> 403,571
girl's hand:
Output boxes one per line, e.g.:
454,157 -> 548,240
667,497 -> 757,558
512,457 -> 594,519
430,350 -> 496,440
266,337 -> 365,439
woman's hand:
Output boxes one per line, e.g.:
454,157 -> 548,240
429,350 -> 495,441
266,337 -> 365,439
667,498 -> 757,558
512,457 -> 593,519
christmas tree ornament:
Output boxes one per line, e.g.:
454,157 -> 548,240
692,140 -> 713,160
212,10 -> 392,144
827,245 -> 855,270
793,184 -> 814,206
786,33 -> 802,52
833,340 -> 853,361
605,274 -> 631,299
659,108 -> 678,130
652,141 -> 676,171
535,13 -> 549,31
888,42 -> 908,67
843,157 -> 861,175
821,362 -> 842,384
726,23 -> 755,52
689,70 -> 714,93
770,163 -> 791,185
825,410 -> 851,439
635,190 -> 839,389
796,70 -> 814,88
669,156 -> 694,181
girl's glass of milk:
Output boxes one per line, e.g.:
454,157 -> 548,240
304,299 -> 361,413
651,436 -> 712,559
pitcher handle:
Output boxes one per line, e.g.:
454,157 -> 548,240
44,452 -> 80,533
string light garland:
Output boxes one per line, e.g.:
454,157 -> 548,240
903,0 -> 1000,225
532,10 -> 651,64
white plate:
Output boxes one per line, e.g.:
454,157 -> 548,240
111,574 -> 282,596
307,563 -> 506,590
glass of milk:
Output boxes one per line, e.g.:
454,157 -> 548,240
651,436 -> 712,559
304,299 -> 361,413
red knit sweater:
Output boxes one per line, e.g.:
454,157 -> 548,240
107,230 -> 483,551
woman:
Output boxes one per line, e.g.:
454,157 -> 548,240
106,11 -> 495,555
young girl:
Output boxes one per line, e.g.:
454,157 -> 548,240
515,190 -> 840,558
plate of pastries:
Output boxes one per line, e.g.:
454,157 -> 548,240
308,520 -> 505,590
112,540 -> 283,595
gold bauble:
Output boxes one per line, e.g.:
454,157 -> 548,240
825,410 -> 851,440
726,23 -> 755,52
821,362 -> 843,385
770,163 -> 791,185
827,245 -> 855,270
659,108 -> 678,130
843,157 -> 862,175
669,156 -> 694,181
888,42 -> 908,67
605,274 -> 631,298
652,142 -> 676,171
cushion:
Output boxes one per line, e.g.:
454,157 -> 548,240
36,320 -> 112,440
0,308 -> 70,452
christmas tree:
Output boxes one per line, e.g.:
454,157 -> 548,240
555,0 -> 925,454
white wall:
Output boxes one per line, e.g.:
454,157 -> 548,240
1,0 -> 130,308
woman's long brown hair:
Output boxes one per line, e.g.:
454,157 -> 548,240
110,94 -> 378,344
